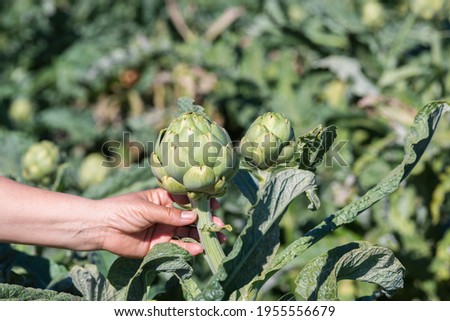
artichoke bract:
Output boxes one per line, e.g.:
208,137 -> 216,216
21,140 -> 59,183
150,111 -> 239,198
239,112 -> 296,170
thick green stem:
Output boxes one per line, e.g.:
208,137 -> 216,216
189,195 -> 225,274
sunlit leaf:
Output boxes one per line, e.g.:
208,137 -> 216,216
295,242 -> 404,300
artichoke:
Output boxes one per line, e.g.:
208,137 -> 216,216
21,141 -> 59,183
8,98 -> 34,126
78,153 -> 110,189
151,109 -> 239,274
239,112 -> 296,170
362,1 -> 385,28
150,111 -> 239,199
410,0 -> 444,20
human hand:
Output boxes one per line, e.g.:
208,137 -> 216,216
96,188 -> 223,258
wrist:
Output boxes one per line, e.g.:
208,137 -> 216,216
88,197 -> 123,253
75,199 -> 108,252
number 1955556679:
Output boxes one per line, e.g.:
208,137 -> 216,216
256,305 -> 335,317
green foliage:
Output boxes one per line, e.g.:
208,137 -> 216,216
61,101 -> 447,301
69,265 -> 115,301
107,243 -> 197,300
198,169 -> 317,300
0,130 -> 35,179
0,284 -> 81,301
248,102 -> 449,299
295,241 -> 404,300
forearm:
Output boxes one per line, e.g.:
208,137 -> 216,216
0,177 -> 103,251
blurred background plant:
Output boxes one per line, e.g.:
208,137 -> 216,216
0,0 -> 449,300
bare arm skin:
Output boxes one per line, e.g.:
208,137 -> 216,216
0,177 -> 223,258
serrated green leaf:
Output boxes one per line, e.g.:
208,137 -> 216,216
107,243 -> 196,301
179,277 -> 201,301
248,101 -> 450,298
107,257 -> 142,292
298,125 -> 337,172
0,243 -> 57,288
70,264 -> 116,301
198,169 -> 317,300
88,250 -> 118,278
232,169 -> 259,205
0,283 -> 81,301
295,241 -> 405,300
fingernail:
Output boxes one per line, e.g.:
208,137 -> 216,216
181,211 -> 196,220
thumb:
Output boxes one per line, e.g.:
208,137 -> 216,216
145,203 -> 197,226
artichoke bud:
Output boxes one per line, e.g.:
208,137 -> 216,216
362,1 -> 385,28
151,111 -> 239,197
78,153 -> 110,189
8,98 -> 34,126
239,112 -> 296,170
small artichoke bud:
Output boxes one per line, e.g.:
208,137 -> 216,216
21,141 -> 59,183
239,112 -> 296,170
78,153 -> 110,190
151,111 -> 239,197
362,1 -> 385,28
410,0 -> 444,20
8,98 -> 34,126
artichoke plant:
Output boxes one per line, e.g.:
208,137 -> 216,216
150,110 -> 239,274
21,140 -> 59,184
239,112 -> 297,170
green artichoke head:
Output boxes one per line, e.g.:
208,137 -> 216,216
239,112 -> 296,170
21,140 -> 60,182
8,98 -> 34,126
150,112 -> 239,198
